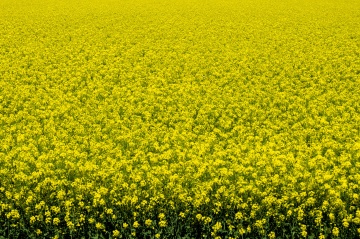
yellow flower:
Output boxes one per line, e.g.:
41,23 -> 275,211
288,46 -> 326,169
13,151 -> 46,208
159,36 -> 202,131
268,231 -> 276,239
64,200 -> 73,208
51,206 -> 61,214
123,222 -> 129,228
96,222 -> 104,230
204,217 -> 212,224
67,221 -> 75,230
7,210 -> 20,219
297,208 -> 304,221
30,216 -> 36,224
155,234 -> 160,239
332,227 -> 339,237
159,220 -> 167,227
79,214 -> 85,223
133,221 -> 140,228
300,224 -> 307,238
212,222 -> 222,232
113,230 -> 120,237
53,218 -> 60,226
145,219 -> 152,227
99,199 -> 105,205
45,211 -> 51,217
235,212 -> 243,220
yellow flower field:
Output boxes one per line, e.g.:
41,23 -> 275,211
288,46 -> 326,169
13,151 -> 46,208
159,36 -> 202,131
0,0 -> 360,238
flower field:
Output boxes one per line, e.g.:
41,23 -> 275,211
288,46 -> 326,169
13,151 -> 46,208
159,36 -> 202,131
1,0 -> 360,238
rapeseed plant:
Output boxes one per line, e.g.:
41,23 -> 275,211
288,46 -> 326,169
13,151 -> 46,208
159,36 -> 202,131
0,0 -> 359,238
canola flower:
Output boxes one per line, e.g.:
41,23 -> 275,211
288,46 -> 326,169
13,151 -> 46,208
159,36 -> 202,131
0,0 -> 360,238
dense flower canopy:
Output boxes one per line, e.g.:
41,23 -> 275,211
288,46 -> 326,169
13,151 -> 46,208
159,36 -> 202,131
0,0 -> 360,238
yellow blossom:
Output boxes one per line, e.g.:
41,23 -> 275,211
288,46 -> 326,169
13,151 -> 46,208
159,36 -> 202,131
113,230 -> 120,237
